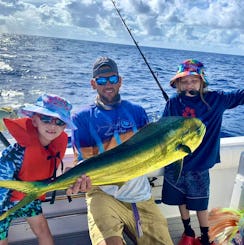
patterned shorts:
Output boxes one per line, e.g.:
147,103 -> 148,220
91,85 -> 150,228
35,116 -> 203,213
0,200 -> 42,240
162,169 -> 210,210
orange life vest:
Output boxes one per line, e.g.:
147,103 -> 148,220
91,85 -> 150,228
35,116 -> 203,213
3,118 -> 68,201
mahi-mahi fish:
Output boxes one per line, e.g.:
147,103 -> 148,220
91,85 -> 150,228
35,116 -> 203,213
0,107 -> 18,131
0,116 -> 206,220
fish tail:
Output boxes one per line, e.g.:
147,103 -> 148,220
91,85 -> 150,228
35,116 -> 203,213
0,180 -> 43,194
0,180 -> 49,220
0,179 -> 70,198
0,194 -> 38,221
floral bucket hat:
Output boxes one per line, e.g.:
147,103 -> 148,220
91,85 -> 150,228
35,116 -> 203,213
20,93 -> 77,130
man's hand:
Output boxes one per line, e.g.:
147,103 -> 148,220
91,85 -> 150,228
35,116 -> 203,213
66,175 -> 92,196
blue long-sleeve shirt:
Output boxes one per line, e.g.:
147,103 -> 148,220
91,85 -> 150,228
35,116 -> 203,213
163,90 -> 244,172
0,144 -> 23,212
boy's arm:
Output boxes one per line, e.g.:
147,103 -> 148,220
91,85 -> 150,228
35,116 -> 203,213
0,145 -> 21,211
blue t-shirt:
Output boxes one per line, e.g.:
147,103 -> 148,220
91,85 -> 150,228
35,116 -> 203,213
71,99 -> 151,203
163,90 -> 244,172
72,100 -> 148,161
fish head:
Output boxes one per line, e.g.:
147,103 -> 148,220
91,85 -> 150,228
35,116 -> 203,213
156,116 -> 206,164
178,117 -> 206,154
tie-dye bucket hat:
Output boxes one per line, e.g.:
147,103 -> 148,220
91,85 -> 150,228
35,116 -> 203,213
170,59 -> 208,88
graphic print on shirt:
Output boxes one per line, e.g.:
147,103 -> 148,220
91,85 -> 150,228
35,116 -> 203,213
98,119 -> 135,138
182,106 -> 196,118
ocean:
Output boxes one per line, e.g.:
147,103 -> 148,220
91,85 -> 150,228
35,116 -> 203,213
0,33 -> 243,150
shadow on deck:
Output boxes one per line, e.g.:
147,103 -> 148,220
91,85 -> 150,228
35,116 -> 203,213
8,189 -> 201,245
9,211 -> 200,245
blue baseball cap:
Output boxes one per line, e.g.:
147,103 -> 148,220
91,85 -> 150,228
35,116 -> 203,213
93,57 -> 118,78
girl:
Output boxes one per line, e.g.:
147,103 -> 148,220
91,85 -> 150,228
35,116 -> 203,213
161,59 -> 244,245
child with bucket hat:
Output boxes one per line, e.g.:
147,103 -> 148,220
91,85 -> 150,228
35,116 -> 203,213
161,59 -> 244,245
0,93 -> 76,245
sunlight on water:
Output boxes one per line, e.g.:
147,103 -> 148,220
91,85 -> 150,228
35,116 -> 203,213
0,61 -> 13,72
0,33 -> 243,150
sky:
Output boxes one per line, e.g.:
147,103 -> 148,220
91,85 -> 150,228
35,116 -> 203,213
0,0 -> 243,56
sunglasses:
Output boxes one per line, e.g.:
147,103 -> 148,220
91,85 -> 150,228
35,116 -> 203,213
95,75 -> 119,86
37,114 -> 66,126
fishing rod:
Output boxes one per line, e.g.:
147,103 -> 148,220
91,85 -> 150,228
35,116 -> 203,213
0,132 -> 10,147
111,0 -> 169,102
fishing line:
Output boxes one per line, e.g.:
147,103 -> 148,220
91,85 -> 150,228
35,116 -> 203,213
111,0 -> 169,102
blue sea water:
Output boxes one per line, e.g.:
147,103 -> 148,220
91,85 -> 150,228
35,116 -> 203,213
0,33 -> 243,150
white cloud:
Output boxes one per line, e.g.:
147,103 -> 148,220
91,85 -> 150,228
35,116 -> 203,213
0,0 -> 243,55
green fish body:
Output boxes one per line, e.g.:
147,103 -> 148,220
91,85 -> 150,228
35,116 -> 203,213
0,116 -> 206,220
0,107 -> 18,131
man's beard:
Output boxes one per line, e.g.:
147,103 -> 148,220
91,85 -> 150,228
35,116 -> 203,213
95,94 -> 121,110
99,93 -> 121,105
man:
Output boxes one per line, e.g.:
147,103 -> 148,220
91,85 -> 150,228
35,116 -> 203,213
71,57 -> 173,245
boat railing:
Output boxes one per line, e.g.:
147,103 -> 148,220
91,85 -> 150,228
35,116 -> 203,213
230,151 -> 244,209
5,136 -> 244,244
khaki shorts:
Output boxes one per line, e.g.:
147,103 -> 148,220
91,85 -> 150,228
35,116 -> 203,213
86,187 -> 173,245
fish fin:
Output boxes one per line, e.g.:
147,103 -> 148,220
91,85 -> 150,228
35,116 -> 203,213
0,194 -> 38,221
0,107 -> 14,113
0,122 -> 5,131
177,144 -> 192,154
115,182 -> 126,186
172,143 -> 190,181
0,107 -> 18,131
0,180 -> 45,220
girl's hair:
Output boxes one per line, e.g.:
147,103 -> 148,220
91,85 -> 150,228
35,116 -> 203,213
175,77 -> 211,110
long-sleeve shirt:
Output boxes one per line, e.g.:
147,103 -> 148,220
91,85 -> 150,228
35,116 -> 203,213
163,90 -> 244,172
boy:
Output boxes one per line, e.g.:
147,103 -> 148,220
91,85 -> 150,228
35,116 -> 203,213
0,93 -> 76,245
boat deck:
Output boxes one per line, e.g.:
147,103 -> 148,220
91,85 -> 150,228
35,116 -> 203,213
9,214 -> 199,245
8,193 -> 200,245
7,138 -> 244,245
168,214 -> 200,244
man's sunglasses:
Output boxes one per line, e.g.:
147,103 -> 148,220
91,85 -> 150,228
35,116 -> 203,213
37,114 -> 66,126
95,75 -> 119,86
